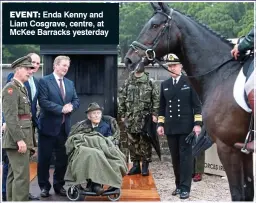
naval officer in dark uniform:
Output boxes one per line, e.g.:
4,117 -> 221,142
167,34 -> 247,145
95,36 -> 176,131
157,54 -> 202,199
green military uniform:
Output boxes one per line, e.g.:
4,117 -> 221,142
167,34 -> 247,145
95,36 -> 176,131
118,71 -> 159,175
2,56 -> 35,201
238,28 -> 254,52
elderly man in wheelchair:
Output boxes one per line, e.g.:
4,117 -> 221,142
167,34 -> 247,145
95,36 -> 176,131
64,103 -> 128,201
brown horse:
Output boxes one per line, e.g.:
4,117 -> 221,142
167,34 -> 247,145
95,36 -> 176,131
124,2 -> 254,201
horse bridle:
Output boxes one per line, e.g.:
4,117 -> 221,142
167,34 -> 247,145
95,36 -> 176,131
130,8 -> 173,62
129,8 -> 236,78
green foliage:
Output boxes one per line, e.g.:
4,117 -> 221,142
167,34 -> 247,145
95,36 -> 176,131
3,44 -> 39,63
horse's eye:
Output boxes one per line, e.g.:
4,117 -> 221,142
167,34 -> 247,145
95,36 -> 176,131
152,24 -> 158,29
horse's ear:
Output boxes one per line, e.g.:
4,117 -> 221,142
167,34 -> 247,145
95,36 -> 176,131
150,2 -> 161,12
158,2 -> 170,14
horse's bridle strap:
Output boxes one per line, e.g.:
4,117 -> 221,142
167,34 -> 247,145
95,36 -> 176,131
130,9 -> 173,55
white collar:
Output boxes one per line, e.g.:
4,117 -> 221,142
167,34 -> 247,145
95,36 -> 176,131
28,75 -> 34,81
172,75 -> 181,83
53,72 -> 63,81
92,123 -> 100,128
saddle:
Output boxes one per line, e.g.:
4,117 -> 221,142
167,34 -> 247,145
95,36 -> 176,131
239,53 -> 254,80
233,53 -> 254,113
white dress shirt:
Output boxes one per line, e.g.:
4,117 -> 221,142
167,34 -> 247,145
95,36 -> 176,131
28,76 -> 36,100
172,75 -> 181,85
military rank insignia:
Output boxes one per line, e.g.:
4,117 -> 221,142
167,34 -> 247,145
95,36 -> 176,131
168,55 -> 175,61
7,88 -> 13,95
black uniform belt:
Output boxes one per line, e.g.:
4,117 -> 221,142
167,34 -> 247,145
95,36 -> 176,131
18,114 -> 31,120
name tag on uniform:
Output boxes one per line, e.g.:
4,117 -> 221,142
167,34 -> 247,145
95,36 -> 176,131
164,88 -> 168,91
181,87 -> 190,90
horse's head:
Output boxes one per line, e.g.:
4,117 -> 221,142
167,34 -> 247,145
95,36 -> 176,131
124,2 -> 181,71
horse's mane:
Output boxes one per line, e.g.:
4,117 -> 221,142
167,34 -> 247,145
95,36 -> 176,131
173,8 -> 234,47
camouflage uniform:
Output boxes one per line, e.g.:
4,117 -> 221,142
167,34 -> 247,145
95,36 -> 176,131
118,71 -> 159,168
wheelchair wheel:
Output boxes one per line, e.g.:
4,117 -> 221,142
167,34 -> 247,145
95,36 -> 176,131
67,186 -> 80,201
107,190 -> 121,201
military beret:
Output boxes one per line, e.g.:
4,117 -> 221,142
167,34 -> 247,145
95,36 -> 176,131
11,55 -> 35,69
165,54 -> 181,65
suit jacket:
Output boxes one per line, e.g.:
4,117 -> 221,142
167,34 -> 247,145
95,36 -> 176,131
38,73 -> 80,136
158,75 -> 202,135
3,73 -> 39,127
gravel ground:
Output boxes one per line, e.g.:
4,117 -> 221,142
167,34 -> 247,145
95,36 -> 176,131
150,161 -> 231,201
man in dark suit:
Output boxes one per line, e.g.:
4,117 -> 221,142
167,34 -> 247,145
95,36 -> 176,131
2,53 -> 41,201
37,55 -> 80,197
157,54 -> 202,199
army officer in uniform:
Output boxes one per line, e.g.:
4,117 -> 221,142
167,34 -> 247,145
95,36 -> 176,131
157,54 -> 202,199
2,55 -> 35,201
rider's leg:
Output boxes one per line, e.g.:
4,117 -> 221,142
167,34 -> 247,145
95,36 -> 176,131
234,60 -> 254,152
245,60 -> 254,114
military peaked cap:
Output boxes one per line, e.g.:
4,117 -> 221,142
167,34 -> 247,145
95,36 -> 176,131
11,55 -> 35,69
166,54 -> 181,65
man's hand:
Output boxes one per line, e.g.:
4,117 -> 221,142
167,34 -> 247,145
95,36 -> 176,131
193,125 -> 202,136
157,126 -> 165,136
17,140 -> 27,154
2,123 -> 6,132
66,103 -> 73,112
152,115 -> 158,123
231,44 -> 240,60
62,103 -> 73,114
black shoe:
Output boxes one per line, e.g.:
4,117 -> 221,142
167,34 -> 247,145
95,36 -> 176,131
92,183 -> 104,195
127,161 -> 141,175
141,161 -> 149,176
180,191 -> 190,199
54,187 -> 66,196
29,193 -> 40,201
40,189 -> 50,198
2,193 -> 6,201
172,188 -> 181,196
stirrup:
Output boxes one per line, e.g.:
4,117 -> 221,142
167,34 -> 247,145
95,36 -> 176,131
241,115 -> 254,154
241,130 -> 252,154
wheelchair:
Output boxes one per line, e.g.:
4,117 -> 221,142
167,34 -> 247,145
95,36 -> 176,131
66,115 -> 122,201
66,183 -> 121,201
